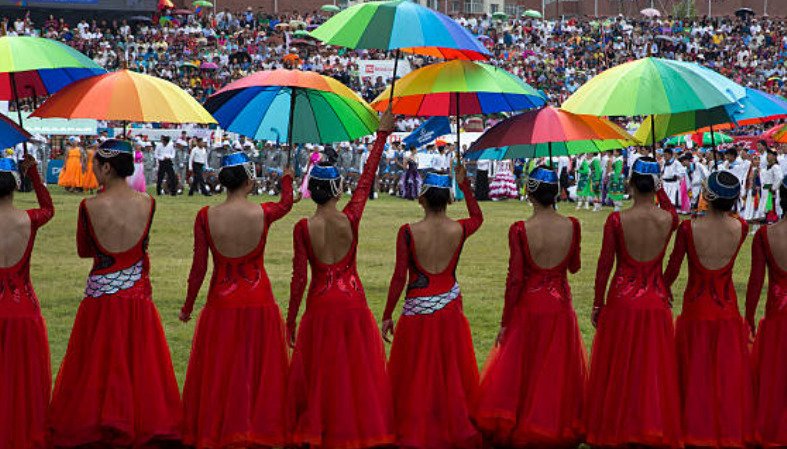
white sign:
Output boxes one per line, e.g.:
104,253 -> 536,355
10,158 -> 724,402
358,59 -> 412,84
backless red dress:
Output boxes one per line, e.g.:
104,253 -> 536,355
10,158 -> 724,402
382,179 -> 482,449
746,226 -> 787,448
49,197 -> 182,448
180,174 -> 293,448
665,217 -> 753,448
0,168 -> 53,449
587,189 -> 682,449
475,217 -> 587,449
287,131 -> 394,449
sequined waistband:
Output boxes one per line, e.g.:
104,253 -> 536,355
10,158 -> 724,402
85,260 -> 144,299
403,283 -> 460,316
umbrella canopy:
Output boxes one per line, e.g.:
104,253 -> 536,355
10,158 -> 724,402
771,125 -> 787,144
200,62 -> 219,70
31,69 -> 215,124
634,106 -> 733,145
310,0 -> 491,61
491,12 -> 508,20
172,9 -> 193,15
561,57 -> 746,117
204,69 -> 379,145
666,131 -> 732,147
370,60 -> 545,115
640,8 -> 660,17
293,29 -> 310,38
0,36 -> 106,101
522,9 -> 542,18
722,88 -> 787,126
0,112 -> 31,149
465,140 -> 631,160
321,4 -> 341,12
192,0 -> 213,7
158,0 -> 174,9
735,7 -> 755,17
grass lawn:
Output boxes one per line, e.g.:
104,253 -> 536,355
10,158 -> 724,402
18,187 -> 759,385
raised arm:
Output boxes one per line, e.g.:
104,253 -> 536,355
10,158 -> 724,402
21,156 -> 54,228
287,219 -> 309,347
457,175 -> 483,237
181,208 -> 210,320
500,222 -> 525,328
383,225 -> 410,323
664,220 -> 689,288
262,172 -> 293,223
745,227 -> 767,334
593,214 -> 617,323
656,187 -> 679,229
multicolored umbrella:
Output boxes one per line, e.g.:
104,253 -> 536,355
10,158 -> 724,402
633,106 -> 733,145
561,57 -> 745,117
32,69 -> 216,134
766,125 -> 787,144
204,70 -> 379,164
192,0 -> 212,7
310,0 -> 491,61
467,106 -> 634,164
465,140 -> 631,161
0,112 -> 31,149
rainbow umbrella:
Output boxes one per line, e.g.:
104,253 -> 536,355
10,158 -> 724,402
192,0 -> 212,6
465,140 -> 631,161
466,106 -> 634,165
32,69 -> 215,134
773,125 -> 787,144
0,112 -> 31,149
204,70 -> 379,165
633,106 -> 733,145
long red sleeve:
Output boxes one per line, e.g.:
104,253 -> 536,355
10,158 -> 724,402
593,214 -> 617,307
183,208 -> 210,316
383,225 -> 410,321
25,167 -> 54,229
343,130 -> 391,224
664,220 -> 689,288
288,219 -> 309,331
501,222 -> 525,326
656,187 -> 679,230
746,227 -> 767,326
76,200 -> 95,258
458,179 -> 483,236
262,173 -> 293,223
568,217 -> 582,274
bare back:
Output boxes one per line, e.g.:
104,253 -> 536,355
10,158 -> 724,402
766,220 -> 787,272
308,211 -> 354,264
207,202 -> 265,257
691,215 -> 743,270
620,206 -> 674,262
524,214 -> 573,269
84,191 -> 152,253
409,218 -> 464,273
0,209 -> 32,268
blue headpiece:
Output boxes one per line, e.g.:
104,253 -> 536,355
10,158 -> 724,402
704,171 -> 740,201
0,157 -> 21,189
423,172 -> 452,189
310,164 -> 341,181
528,166 -> 558,184
632,158 -> 661,176
97,139 -> 133,158
220,151 -> 256,180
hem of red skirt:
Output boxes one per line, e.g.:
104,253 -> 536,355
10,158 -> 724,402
475,409 -> 584,447
290,433 -> 396,449
586,432 -> 683,449
682,435 -> 751,448
182,432 -> 285,449
51,425 -> 181,448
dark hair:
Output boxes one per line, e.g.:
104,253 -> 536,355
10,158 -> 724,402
308,163 -> 340,205
0,172 -> 16,197
95,152 -> 134,178
421,186 -> 452,211
527,165 -> 558,206
629,156 -> 657,193
707,171 -> 740,212
218,165 -> 249,191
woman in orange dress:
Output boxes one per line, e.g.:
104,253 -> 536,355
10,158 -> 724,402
58,137 -> 85,192
82,145 -> 99,193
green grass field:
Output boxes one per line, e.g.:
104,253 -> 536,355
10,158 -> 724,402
17,188 -> 759,385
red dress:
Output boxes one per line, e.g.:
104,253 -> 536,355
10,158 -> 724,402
665,218 -> 753,448
49,197 -> 182,448
181,174 -> 293,448
587,189 -> 683,449
0,168 -> 53,449
475,217 -> 587,449
382,179 -> 482,449
287,131 -> 395,449
746,226 -> 787,448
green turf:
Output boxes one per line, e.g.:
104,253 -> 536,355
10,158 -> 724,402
17,187 -> 760,385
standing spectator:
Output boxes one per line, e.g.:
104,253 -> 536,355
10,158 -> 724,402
155,136 -> 177,196
188,138 -> 210,197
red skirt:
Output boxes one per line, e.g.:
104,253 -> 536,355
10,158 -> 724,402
585,306 -> 682,449
388,300 -> 480,449
475,303 -> 587,448
49,294 -> 182,448
182,303 -> 288,448
286,303 -> 394,449
0,315 -> 50,449
676,314 -> 754,448
752,314 -> 787,448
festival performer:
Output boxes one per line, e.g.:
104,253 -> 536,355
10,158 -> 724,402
607,149 -> 626,211
300,146 -> 323,200
286,109 -> 396,449
179,153 -> 293,449
680,152 -> 708,212
381,166 -> 483,449
401,145 -> 421,200
82,145 -> 99,193
58,136 -> 85,192
575,154 -> 593,210
127,142 -> 147,193
49,139 -> 182,448
662,148 -> 685,211
490,160 -> 518,200
664,171 -> 754,449
587,157 -> 682,449
745,175 -> 787,448
758,150 -> 782,225
0,154 -> 54,449
590,153 -> 603,211
475,166 -> 587,448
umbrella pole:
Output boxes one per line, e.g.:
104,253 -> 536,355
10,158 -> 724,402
10,73 -> 28,156
548,141 -> 553,169
388,49 -> 400,106
454,92 -> 462,164
650,114 -> 656,154
286,88 -> 297,168
710,124 -> 718,170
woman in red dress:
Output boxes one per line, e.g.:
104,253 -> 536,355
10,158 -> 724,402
665,170 -> 754,448
746,176 -> 787,448
287,110 -> 395,449
0,155 -> 53,449
49,139 -> 182,448
588,157 -> 682,449
381,166 -> 483,449
180,152 -> 293,448
474,166 -> 587,449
